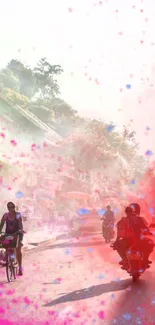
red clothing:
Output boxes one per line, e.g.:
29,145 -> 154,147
116,214 -> 148,240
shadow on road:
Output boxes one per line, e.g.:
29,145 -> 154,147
56,230 -> 101,241
39,240 -> 105,252
108,272 -> 155,324
28,243 -> 38,246
43,278 -> 131,307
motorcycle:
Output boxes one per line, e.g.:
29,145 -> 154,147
111,242 -> 151,282
101,220 -> 115,243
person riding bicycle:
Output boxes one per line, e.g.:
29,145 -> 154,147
0,202 -> 24,276
112,204 -> 154,267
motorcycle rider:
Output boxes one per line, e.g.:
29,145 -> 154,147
129,202 -> 154,265
112,204 -> 154,267
100,205 -> 114,239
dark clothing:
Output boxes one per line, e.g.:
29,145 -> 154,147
102,210 -> 115,240
2,212 -> 23,245
104,210 -> 114,221
5,214 -> 20,234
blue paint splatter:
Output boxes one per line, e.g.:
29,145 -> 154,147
77,208 -> 89,215
52,279 -> 61,284
146,126 -> 151,131
98,209 -> 105,216
126,84 -> 131,89
98,274 -> 104,280
149,207 -> 154,215
65,249 -> 71,255
130,179 -> 135,184
88,247 -> 93,253
15,191 -> 23,199
145,150 -> 153,156
123,313 -> 132,320
107,125 -> 115,132
113,208 -> 119,214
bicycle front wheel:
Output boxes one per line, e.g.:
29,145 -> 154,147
6,262 -> 14,282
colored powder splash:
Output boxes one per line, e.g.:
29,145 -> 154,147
1,1 -> 155,325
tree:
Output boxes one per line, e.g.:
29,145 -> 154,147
7,59 -> 35,99
1,87 -> 29,107
27,97 -> 79,136
60,118 -> 146,197
7,58 -> 63,100
0,68 -> 19,91
33,58 -> 63,99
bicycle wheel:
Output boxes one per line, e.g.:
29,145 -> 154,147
6,252 -> 15,282
13,260 -> 18,279
6,262 -> 14,282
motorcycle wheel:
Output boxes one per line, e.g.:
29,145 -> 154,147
132,272 -> 140,282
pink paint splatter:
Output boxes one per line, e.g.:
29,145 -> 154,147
23,296 -> 31,304
0,133 -> 5,138
10,140 -> 17,146
98,310 -> 104,320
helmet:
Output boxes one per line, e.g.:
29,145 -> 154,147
125,206 -> 133,215
130,203 -> 140,215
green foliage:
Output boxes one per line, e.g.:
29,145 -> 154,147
0,56 -> 146,196
0,68 -> 19,91
40,98 -> 77,118
1,87 -> 29,107
6,58 -> 63,100
33,58 -> 63,99
7,59 -> 34,98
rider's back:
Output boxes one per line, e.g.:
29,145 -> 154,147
104,211 -> 114,223
117,214 -> 148,239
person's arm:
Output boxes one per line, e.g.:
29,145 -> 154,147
100,214 -> 105,220
140,217 -> 149,234
17,213 -> 23,232
0,215 -> 6,233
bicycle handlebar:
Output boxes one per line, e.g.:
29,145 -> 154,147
0,230 -> 26,236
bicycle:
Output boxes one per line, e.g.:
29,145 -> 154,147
0,230 -> 24,282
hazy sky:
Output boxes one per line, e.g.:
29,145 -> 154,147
0,0 -> 155,155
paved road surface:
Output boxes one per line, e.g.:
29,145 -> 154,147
0,228 -> 155,325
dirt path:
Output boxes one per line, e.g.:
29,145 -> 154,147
0,231 -> 155,325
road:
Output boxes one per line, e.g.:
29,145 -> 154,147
0,223 -> 155,325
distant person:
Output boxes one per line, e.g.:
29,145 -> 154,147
100,205 -> 115,237
0,202 -> 24,275
101,205 -> 115,225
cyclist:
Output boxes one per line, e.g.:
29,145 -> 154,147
0,202 -> 24,275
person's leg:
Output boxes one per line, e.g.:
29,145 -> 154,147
139,238 -> 154,263
116,239 -> 128,261
16,246 -> 23,275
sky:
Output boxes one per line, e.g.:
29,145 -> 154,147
0,0 -> 155,156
